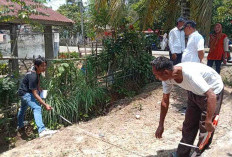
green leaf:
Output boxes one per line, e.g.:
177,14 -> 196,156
58,67 -> 65,73
61,63 -> 69,68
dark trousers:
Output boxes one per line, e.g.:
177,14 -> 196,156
207,60 -> 222,74
177,89 -> 224,157
169,51 -> 182,65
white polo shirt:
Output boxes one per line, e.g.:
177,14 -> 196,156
162,62 -> 223,96
168,27 -> 185,54
182,31 -> 204,62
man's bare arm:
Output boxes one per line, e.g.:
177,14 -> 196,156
159,93 -> 170,126
32,90 -> 52,110
155,93 -> 170,138
198,50 -> 204,63
204,89 -> 217,132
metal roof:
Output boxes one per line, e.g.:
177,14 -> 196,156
0,0 -> 74,26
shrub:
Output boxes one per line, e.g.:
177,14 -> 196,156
0,77 -> 18,108
0,63 -> 9,75
100,30 -> 155,96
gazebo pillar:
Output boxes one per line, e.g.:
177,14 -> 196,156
10,24 -> 19,74
44,26 -> 54,76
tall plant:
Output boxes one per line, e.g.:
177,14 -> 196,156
41,60 -> 108,126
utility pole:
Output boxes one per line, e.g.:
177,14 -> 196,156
77,0 -> 84,44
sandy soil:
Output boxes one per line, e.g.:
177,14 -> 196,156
1,79 -> 232,157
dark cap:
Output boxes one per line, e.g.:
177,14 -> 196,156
183,20 -> 196,28
177,17 -> 186,23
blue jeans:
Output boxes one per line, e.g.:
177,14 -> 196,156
17,93 -> 45,133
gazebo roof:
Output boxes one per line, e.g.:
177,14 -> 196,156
0,0 -> 74,26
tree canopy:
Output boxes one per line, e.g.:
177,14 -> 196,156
57,4 -> 82,38
212,0 -> 232,37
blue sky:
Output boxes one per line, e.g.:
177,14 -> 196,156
45,0 -> 88,10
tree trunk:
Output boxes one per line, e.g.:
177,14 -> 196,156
44,26 -> 54,77
180,0 -> 190,19
180,0 -> 212,46
190,0 -> 213,46
10,24 -> 19,75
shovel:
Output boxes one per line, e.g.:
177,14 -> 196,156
179,115 -> 219,153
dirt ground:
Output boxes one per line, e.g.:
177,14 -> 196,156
1,64 -> 232,157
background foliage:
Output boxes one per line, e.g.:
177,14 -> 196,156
57,4 -> 84,39
0,77 -> 18,108
212,0 -> 232,38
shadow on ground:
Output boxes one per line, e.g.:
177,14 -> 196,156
146,148 -> 177,157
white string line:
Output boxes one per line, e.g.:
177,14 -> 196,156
75,126 -> 149,157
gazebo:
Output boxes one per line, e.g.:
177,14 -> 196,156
0,0 -> 74,73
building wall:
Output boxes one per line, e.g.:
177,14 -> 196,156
0,30 -> 45,58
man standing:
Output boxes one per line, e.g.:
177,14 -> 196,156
151,56 -> 224,157
182,20 -> 205,63
168,17 -> 186,65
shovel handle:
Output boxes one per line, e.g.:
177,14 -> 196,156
212,115 -> 219,126
199,115 -> 219,150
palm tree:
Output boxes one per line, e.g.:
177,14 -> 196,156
93,0 -> 212,40
149,0 -> 212,39
190,0 -> 213,43
180,0 -> 190,18
176,0 -> 213,43
94,0 -> 128,32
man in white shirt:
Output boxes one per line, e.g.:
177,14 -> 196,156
182,20 -> 205,63
151,56 -> 224,157
168,17 -> 186,65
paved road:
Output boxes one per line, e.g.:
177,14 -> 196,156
152,50 -> 209,57
60,46 -> 209,57
59,46 -> 232,65
59,46 -> 101,53
59,46 -> 232,66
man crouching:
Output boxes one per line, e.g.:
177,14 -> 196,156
151,56 -> 224,157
